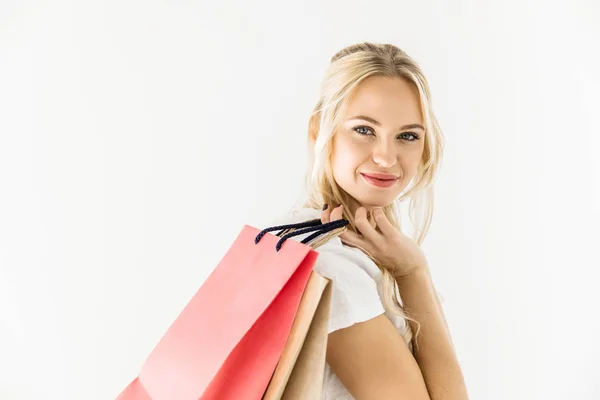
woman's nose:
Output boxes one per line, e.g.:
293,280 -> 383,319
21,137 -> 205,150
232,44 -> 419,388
372,141 -> 396,168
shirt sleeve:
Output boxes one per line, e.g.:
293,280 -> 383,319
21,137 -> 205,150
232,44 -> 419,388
313,245 -> 386,334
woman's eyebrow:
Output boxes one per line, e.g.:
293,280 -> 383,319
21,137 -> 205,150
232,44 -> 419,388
347,115 -> 425,131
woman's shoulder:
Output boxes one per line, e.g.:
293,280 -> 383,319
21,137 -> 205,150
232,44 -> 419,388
271,207 -> 388,333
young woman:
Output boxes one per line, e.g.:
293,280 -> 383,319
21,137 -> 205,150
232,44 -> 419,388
275,42 -> 469,399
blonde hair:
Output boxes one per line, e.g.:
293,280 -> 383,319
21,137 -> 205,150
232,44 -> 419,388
301,42 -> 444,348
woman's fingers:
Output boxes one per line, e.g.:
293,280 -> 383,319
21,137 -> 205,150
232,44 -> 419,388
372,208 -> 396,237
321,204 -> 331,224
321,204 -> 344,223
367,210 -> 377,229
354,207 -> 380,243
330,205 -> 344,222
340,228 -> 365,246
322,204 -> 374,256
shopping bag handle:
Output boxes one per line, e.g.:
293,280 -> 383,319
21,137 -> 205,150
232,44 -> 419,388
256,218 -> 322,239
255,218 -> 349,252
276,219 -> 348,251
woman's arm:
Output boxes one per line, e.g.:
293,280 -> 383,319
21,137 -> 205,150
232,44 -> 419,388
396,265 -> 469,399
321,205 -> 469,398
327,314 -> 431,399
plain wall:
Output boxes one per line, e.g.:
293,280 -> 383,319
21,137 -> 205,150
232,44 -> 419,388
1,0 -> 599,399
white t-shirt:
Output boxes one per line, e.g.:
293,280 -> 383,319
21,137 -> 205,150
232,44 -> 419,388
271,207 -> 409,400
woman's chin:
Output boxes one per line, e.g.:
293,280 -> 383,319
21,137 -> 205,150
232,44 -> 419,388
352,196 -> 394,210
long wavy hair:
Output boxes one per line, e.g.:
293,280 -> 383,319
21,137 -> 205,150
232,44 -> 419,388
300,42 -> 444,348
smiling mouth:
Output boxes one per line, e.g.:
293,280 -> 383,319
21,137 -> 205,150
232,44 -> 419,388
360,173 -> 398,188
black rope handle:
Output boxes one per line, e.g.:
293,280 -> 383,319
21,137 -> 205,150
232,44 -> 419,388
255,218 -> 349,252
254,218 -> 322,244
273,218 -> 324,238
277,219 -> 348,251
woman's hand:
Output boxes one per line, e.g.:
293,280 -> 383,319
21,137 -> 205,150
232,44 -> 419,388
322,205 -> 428,278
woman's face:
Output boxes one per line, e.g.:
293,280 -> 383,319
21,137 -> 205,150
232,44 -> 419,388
331,75 -> 425,213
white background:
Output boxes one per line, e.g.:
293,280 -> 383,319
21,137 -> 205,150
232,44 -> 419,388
1,1 -> 599,399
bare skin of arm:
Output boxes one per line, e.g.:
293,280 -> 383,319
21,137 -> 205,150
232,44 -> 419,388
395,266 -> 469,399
325,265 -> 468,400
323,205 -> 469,399
327,313 -> 431,399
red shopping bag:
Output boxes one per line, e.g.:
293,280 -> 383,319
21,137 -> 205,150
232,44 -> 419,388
116,218 -> 347,400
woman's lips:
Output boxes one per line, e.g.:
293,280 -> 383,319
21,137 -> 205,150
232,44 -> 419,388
360,173 -> 398,188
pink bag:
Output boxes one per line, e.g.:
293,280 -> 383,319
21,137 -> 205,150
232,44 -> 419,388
116,218 -> 348,400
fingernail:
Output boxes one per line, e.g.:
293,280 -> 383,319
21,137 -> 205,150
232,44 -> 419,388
322,204 -> 328,210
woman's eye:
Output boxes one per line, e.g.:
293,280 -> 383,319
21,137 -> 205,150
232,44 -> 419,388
400,132 -> 421,141
353,126 -> 373,136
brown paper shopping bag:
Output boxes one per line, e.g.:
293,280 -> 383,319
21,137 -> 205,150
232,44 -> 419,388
263,270 -> 333,400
